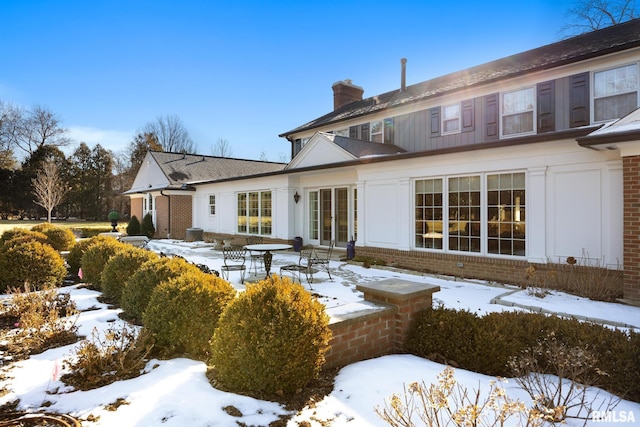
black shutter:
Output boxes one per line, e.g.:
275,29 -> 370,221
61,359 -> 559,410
430,107 -> 441,137
569,72 -> 590,128
537,80 -> 555,133
360,123 -> 370,141
461,99 -> 474,132
484,93 -> 499,141
384,118 -> 394,144
349,125 -> 359,139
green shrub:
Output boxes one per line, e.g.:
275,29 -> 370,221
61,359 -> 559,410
210,276 -> 331,395
143,270 -> 235,359
140,213 -> 155,238
0,241 -> 67,292
126,215 -> 141,236
70,227 -> 114,238
80,236 -> 126,286
121,256 -> 197,322
405,305 -> 480,369
0,228 -> 48,247
66,238 -> 97,276
31,223 -> 76,251
406,307 -> 640,402
100,246 -> 159,303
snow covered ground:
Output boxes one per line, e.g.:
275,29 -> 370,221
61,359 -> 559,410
1,239 -> 639,426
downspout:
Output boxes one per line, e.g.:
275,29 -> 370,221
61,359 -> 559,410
160,190 -> 171,239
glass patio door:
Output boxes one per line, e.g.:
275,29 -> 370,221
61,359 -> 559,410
314,187 -> 350,247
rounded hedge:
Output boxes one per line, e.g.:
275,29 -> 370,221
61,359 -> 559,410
0,228 -> 48,247
406,306 -> 640,402
143,270 -> 236,359
80,236 -> 126,286
0,240 -> 67,292
66,238 -> 97,276
100,246 -> 159,303
31,223 -> 76,252
405,305 -> 480,368
210,276 -> 331,395
121,256 -> 198,322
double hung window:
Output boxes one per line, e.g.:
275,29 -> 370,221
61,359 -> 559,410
593,63 -> 639,122
208,194 -> 216,216
442,103 -> 461,134
502,87 -> 535,136
370,120 -> 383,142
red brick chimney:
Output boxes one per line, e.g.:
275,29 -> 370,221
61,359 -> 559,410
332,79 -> 364,110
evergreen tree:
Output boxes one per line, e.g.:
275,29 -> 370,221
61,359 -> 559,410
140,213 -> 155,238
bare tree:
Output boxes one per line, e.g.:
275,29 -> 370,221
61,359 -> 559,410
32,160 -> 68,222
211,138 -> 233,157
1,104 -> 71,156
561,0 -> 639,36
142,115 -> 194,153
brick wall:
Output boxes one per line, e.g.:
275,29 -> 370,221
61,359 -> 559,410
130,198 -> 143,222
356,246 -> 623,294
324,280 -> 440,369
164,195 -> 191,240
155,196 -> 168,238
624,156 -> 640,302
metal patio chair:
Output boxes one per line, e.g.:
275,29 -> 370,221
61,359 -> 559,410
246,236 -> 264,275
280,245 -> 315,289
308,241 -> 334,282
221,245 -> 247,283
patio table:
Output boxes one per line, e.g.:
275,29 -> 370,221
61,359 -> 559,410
243,243 -> 293,278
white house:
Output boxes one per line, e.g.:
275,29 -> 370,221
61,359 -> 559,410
128,19 -> 640,303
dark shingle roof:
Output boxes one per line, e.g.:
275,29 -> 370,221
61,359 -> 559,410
280,19 -> 640,137
150,151 -> 286,187
332,135 -> 406,157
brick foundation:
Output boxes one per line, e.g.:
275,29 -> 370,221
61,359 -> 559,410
356,246 -> 623,296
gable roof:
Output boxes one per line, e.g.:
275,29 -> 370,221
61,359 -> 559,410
285,132 -> 406,169
125,151 -> 286,193
280,19 -> 640,138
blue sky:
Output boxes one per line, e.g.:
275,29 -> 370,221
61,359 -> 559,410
1,0 -> 576,162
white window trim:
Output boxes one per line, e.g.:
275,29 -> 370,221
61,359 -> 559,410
413,171 -> 527,259
500,87 -> 536,138
208,194 -> 216,216
441,103 -> 461,135
370,120 -> 383,143
591,62 -> 640,124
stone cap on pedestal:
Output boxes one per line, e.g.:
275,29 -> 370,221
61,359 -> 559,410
357,279 -> 440,302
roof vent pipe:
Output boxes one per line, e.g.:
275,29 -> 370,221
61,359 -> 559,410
401,58 -> 407,91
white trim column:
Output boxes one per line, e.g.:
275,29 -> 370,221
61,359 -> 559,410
528,167 -> 547,263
